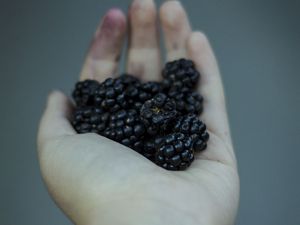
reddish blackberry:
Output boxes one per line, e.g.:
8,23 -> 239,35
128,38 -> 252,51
162,58 -> 200,89
140,93 -> 177,135
72,106 -> 109,133
72,79 -> 99,106
102,109 -> 146,152
93,74 -> 142,112
173,114 -> 209,151
168,87 -> 203,115
155,133 -> 194,171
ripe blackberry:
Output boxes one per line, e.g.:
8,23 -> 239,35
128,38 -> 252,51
137,81 -> 162,102
142,136 -> 164,161
168,87 -> 203,115
102,109 -> 146,152
72,106 -> 109,133
72,79 -> 99,106
92,74 -> 142,112
140,93 -> 177,135
155,133 -> 194,171
71,59 -> 209,171
173,114 -> 209,151
162,58 -> 200,89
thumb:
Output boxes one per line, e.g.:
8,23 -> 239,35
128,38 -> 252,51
37,90 -> 75,149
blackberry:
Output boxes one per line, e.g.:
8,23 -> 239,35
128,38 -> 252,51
168,87 -> 203,115
162,58 -> 200,89
102,109 -> 146,152
140,93 -> 177,135
137,81 -> 162,102
173,114 -> 209,151
155,133 -> 194,171
72,106 -> 109,133
72,79 -> 99,106
71,59 -> 209,171
93,74 -> 142,112
142,136 -> 164,161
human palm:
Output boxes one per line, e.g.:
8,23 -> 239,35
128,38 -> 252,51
37,1 -> 239,225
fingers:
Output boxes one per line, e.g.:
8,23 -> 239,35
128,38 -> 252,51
127,0 -> 161,80
80,9 -> 127,82
37,91 -> 75,149
187,32 -> 232,147
160,1 -> 191,61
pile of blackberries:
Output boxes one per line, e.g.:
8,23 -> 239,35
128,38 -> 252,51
72,58 -> 209,171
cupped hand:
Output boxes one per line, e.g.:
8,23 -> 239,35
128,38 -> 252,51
37,1 -> 239,225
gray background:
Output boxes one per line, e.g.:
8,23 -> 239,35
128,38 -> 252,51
1,0 -> 299,224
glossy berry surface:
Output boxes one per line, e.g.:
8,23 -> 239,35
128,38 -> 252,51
72,80 -> 99,106
71,59 -> 209,171
140,93 -> 177,135
155,133 -> 195,171
168,87 -> 203,115
162,58 -> 200,89
173,114 -> 209,151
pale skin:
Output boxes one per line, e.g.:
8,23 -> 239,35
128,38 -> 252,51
37,1 -> 239,225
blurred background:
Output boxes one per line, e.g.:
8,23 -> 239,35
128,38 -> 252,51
1,0 -> 299,224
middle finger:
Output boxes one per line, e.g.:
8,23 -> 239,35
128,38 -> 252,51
127,0 -> 161,81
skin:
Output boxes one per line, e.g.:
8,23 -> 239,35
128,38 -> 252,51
37,1 -> 239,225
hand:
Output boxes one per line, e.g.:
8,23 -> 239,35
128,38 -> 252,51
37,1 -> 239,225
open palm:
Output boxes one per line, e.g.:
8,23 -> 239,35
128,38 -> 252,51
37,1 -> 239,225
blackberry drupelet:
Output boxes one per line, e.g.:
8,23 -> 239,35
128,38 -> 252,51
72,79 -> 99,106
162,58 -> 200,89
72,106 -> 109,134
143,136 -> 164,161
140,93 -> 177,135
71,58 -> 209,171
168,87 -> 203,115
102,109 -> 146,152
143,141 -> 157,161
173,114 -> 209,151
137,81 -> 162,102
94,74 -> 142,112
155,133 -> 195,171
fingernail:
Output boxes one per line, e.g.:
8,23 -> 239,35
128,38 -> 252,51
95,8 -> 125,38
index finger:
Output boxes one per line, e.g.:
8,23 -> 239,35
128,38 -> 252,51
80,9 -> 127,82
